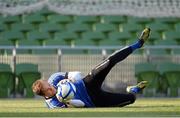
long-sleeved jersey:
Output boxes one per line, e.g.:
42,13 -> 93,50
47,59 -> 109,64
45,71 -> 83,108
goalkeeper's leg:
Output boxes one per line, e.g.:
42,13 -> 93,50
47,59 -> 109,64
83,28 -> 150,107
93,81 -> 148,107
83,28 -> 151,89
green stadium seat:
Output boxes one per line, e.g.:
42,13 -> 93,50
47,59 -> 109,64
74,16 -> 99,24
102,15 -> 126,24
47,15 -> 72,27
95,23 -> 116,36
27,31 -> 50,46
154,18 -> 179,29
165,31 -> 180,44
19,39 -> 56,54
2,15 -> 20,24
46,39 -> 66,46
0,23 -> 7,32
23,14 -> 46,28
175,23 -> 180,31
148,39 -> 177,55
0,63 -> 14,98
0,31 -> 13,54
99,39 -> 123,46
0,40 -> 13,55
74,39 -> 97,54
155,40 -> 177,45
123,23 -> 142,36
1,15 -> 20,29
18,40 -> 40,46
66,23 -> 90,37
74,16 -> 99,30
127,16 -> 153,27
37,8 -> 55,19
82,31 -> 105,46
101,15 -> 126,31
108,31 -> 132,45
75,39 -> 94,46
11,23 -> 34,38
43,39 -> 67,54
149,21 -> 170,32
16,63 -> 41,98
147,22 -> 170,39
2,30 -> 24,46
157,62 -> 180,97
154,40 -> 178,55
148,32 -> 162,45
17,40 -> 40,54
135,63 -> 160,97
54,31 -> 78,47
39,23 -> 63,38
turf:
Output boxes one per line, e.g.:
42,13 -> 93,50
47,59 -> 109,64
0,98 -> 179,117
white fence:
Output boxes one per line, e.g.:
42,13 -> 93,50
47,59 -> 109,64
0,46 -> 179,95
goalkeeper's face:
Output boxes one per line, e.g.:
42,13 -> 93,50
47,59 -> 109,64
32,79 -> 56,98
42,80 -> 57,97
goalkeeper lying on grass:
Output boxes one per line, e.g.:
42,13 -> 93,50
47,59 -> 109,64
32,28 -> 150,108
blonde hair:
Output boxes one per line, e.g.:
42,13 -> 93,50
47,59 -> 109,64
32,79 -> 45,96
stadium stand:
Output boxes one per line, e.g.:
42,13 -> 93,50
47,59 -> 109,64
16,63 -> 41,98
101,15 -> 126,31
147,32 -> 162,45
0,15 -> 20,30
95,23 -> 117,36
47,14 -> 72,28
108,31 -> 132,45
23,14 -> 46,28
27,30 -> 50,46
156,18 -> 179,29
37,8 -> 55,20
82,31 -> 105,46
11,23 -> 34,39
165,31 -> 180,44
66,23 -> 91,37
1,30 -> 24,46
17,40 -> 40,54
127,17 -> 153,27
0,23 -> 7,32
123,23 -> 142,37
147,21 -> 170,40
0,8 -> 180,97
54,31 -> 78,47
39,23 -> 63,39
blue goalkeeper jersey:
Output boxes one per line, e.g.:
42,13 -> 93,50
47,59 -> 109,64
73,79 -> 95,107
45,72 -> 95,108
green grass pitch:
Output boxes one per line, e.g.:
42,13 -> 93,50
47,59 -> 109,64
0,98 -> 179,117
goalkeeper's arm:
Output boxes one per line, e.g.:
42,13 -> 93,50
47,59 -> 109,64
66,99 -> 85,108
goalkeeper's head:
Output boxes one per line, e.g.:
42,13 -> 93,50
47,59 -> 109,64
32,79 -> 56,97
